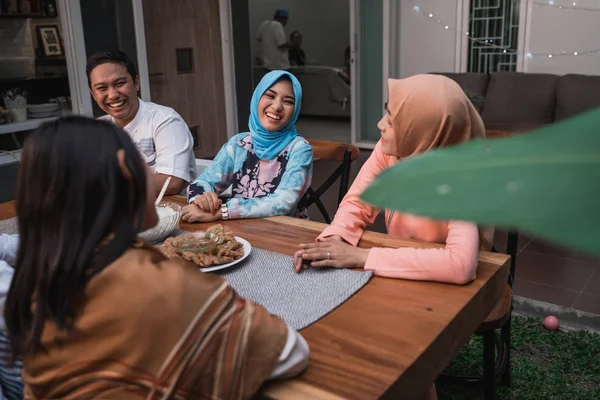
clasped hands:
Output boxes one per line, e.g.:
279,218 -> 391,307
182,192 -> 222,223
293,235 -> 370,273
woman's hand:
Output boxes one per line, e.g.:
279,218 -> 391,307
293,236 -> 370,272
192,192 -> 222,214
182,204 -> 222,223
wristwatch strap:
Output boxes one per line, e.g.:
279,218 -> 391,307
221,203 -> 229,220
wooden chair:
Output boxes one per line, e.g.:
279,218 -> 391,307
440,230 -> 518,400
299,140 -> 360,223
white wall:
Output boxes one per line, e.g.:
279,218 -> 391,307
397,0 -> 463,78
395,0 -> 600,77
248,0 -> 350,68
521,0 -> 600,75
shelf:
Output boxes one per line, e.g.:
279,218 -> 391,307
0,116 -> 58,135
0,150 -> 21,165
0,14 -> 54,19
0,74 -> 68,82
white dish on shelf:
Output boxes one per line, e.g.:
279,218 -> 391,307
28,111 -> 60,119
28,103 -> 60,112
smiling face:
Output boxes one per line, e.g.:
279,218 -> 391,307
377,103 -> 398,156
257,79 -> 295,132
89,62 -> 140,127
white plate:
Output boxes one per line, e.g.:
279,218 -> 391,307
28,111 -> 60,118
177,232 -> 252,273
28,103 -> 60,112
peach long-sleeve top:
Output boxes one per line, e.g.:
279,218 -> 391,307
318,141 -> 480,285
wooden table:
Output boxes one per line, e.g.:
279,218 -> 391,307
0,200 -> 510,400
486,129 -> 514,138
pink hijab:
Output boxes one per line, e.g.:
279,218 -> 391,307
384,74 -> 492,249
386,74 -> 485,158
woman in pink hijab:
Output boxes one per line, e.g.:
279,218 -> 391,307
294,74 -> 487,399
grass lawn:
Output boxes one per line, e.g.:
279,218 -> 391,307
436,316 -> 600,400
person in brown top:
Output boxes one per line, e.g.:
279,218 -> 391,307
4,116 -> 308,399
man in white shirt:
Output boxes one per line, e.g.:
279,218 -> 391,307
256,8 -> 291,71
86,50 -> 196,196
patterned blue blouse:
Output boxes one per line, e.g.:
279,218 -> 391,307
187,133 -> 313,219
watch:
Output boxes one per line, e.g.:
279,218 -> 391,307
221,203 -> 229,220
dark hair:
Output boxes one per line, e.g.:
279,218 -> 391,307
85,50 -> 138,87
290,31 -> 302,40
5,116 -> 148,356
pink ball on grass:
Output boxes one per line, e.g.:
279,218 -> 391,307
544,315 -> 560,331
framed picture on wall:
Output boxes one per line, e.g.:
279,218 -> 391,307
36,25 -> 63,57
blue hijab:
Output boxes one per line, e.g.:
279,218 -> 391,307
248,70 -> 302,160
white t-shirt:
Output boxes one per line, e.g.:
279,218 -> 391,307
100,99 -> 197,183
0,234 -> 18,331
257,20 -> 290,70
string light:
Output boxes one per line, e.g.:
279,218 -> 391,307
409,1 -> 600,59
533,0 -> 600,11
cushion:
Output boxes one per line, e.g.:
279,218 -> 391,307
432,72 -> 490,96
555,74 -> 600,121
481,72 -> 558,127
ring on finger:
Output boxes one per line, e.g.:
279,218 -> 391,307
327,251 -> 331,260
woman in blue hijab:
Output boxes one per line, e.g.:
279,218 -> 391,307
183,70 -> 313,223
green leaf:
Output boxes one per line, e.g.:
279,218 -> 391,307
360,107 -> 600,256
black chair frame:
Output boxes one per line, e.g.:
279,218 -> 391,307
299,148 -> 353,224
440,230 -> 518,400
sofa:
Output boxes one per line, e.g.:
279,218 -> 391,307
254,66 -> 351,118
432,72 -> 600,132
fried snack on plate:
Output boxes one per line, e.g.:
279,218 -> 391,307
159,224 -> 244,267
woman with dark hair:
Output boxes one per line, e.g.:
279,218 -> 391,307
5,117 -> 308,399
288,31 -> 306,66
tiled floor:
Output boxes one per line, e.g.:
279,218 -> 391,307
508,237 -> 600,315
309,140 -> 600,317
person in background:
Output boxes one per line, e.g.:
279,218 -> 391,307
288,31 -> 306,66
0,235 -> 23,400
294,74 -> 486,400
86,50 -> 196,196
339,46 -> 351,85
5,117 -> 308,399
256,8 -> 291,71
183,70 -> 312,223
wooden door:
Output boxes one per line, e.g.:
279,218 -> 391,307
142,0 -> 227,158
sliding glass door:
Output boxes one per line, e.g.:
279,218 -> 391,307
350,0 -> 387,148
